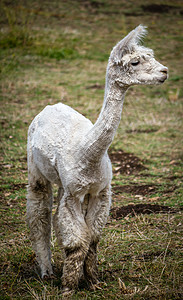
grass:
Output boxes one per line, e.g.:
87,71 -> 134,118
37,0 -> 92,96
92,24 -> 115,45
0,0 -> 183,299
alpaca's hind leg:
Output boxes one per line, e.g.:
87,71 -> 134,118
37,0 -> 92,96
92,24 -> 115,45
54,193 -> 91,297
53,186 -> 65,247
26,168 -> 53,278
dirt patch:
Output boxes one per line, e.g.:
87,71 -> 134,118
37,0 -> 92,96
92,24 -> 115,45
113,184 -> 157,196
126,128 -> 158,134
110,203 -> 176,219
166,175 -> 183,180
0,182 -> 26,192
113,184 -> 177,196
141,4 -> 182,14
78,0 -> 105,13
86,83 -> 104,90
109,150 -> 147,175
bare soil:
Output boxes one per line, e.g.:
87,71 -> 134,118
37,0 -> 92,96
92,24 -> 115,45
109,150 -> 147,175
112,184 -> 177,196
110,149 -> 179,219
110,203 -> 177,219
141,4 -> 183,14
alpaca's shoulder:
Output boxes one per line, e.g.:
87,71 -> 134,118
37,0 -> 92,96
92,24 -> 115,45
30,102 -> 92,129
40,103 -> 91,124
42,103 -> 86,119
28,102 -> 93,145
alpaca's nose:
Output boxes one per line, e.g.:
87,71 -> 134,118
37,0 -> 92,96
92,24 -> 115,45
160,67 -> 168,81
161,67 -> 168,75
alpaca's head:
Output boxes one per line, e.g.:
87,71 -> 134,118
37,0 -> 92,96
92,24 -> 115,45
108,25 -> 168,88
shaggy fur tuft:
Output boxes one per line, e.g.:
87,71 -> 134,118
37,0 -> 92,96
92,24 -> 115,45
111,25 -> 150,66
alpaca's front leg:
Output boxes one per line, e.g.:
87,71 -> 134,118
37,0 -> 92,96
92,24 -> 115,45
26,172 -> 53,279
62,247 -> 88,297
54,193 -> 91,297
84,241 -> 99,288
84,185 -> 111,285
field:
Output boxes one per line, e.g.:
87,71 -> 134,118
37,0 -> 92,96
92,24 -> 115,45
0,0 -> 183,299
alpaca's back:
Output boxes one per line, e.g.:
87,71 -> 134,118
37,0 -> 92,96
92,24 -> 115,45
27,103 -> 93,185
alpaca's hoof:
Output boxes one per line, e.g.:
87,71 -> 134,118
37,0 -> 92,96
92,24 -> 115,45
88,280 -> 102,291
86,275 -> 100,290
62,287 -> 74,299
42,273 -> 55,281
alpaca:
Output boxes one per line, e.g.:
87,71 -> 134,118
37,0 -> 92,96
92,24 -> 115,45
26,25 -> 168,297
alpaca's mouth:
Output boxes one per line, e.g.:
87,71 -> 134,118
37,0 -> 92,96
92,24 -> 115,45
159,78 -> 166,83
159,75 -> 168,83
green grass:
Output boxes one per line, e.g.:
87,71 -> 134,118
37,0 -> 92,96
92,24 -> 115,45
0,0 -> 183,299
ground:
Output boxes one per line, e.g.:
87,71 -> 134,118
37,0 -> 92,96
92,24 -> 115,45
0,0 -> 183,299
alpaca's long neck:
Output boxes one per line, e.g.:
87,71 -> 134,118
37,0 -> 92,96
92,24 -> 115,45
78,79 -> 127,164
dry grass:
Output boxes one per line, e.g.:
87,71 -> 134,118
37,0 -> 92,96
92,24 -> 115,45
0,0 -> 183,299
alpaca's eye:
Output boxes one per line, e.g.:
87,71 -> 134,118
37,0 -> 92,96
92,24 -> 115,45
131,61 -> 140,66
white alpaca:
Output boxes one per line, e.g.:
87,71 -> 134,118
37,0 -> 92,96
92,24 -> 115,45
26,25 -> 168,296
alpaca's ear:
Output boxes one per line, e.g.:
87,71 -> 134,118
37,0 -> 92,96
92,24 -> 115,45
110,25 -> 147,65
